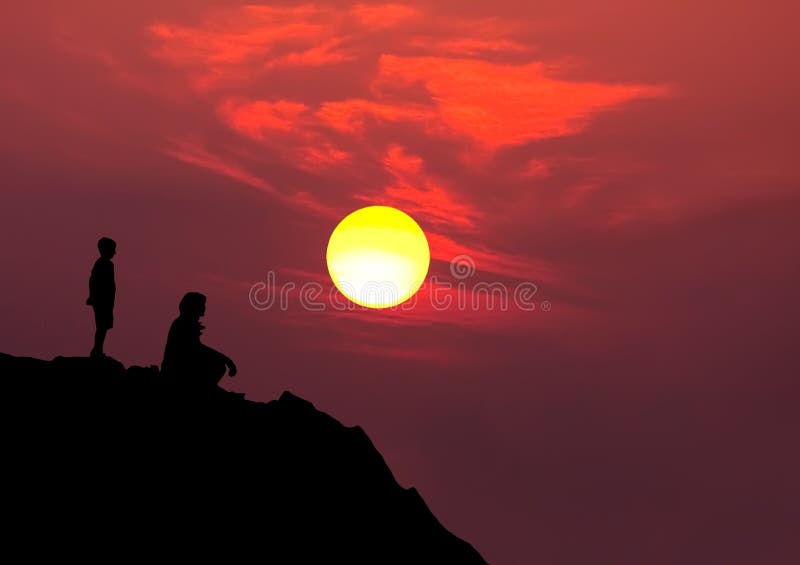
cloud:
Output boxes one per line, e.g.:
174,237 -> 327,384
148,19 -> 322,66
217,97 -> 353,174
408,36 -> 532,57
140,2 -> 669,331
355,145 -> 481,230
299,142 -> 351,171
218,99 -> 311,139
316,99 -> 436,134
350,4 -> 420,28
162,139 -> 277,194
264,37 -> 355,68
148,3 -> 669,156
518,158 -> 551,179
373,54 -> 669,147
161,138 -> 340,217
148,4 -> 349,90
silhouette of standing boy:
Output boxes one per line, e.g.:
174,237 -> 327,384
87,237 -> 116,358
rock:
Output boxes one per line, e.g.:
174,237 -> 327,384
0,352 -> 487,564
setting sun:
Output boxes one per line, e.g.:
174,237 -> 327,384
326,206 -> 430,309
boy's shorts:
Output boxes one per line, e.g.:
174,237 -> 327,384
92,306 -> 114,330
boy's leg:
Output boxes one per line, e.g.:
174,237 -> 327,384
91,306 -> 112,357
91,328 -> 107,357
200,345 -> 227,386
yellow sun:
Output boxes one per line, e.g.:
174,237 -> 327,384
326,206 -> 430,309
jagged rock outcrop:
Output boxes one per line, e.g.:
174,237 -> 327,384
0,353 -> 487,564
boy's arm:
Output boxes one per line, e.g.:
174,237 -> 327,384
87,264 -> 97,304
220,352 -> 237,377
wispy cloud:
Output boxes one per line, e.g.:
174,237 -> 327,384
355,145 -> 481,230
350,3 -> 420,28
162,139 -> 277,194
162,138 -> 340,217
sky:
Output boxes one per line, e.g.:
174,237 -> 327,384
1,1 -> 799,563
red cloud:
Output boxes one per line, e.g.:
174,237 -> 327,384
383,144 -> 423,175
218,99 -> 311,139
163,139 -> 277,194
350,4 -> 419,28
355,145 -> 480,230
299,142 -> 351,171
148,4 -> 348,90
265,37 -> 354,68
518,158 -> 551,179
374,54 -> 669,147
316,99 -> 435,134
162,139 -> 340,218
148,19 -> 324,66
408,36 -> 532,57
217,97 -> 351,174
149,4 -> 667,152
311,57 -> 664,150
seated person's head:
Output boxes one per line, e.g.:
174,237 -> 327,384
179,292 -> 207,319
97,237 -> 117,259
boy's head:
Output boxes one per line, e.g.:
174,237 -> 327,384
97,237 -> 116,259
179,292 -> 207,319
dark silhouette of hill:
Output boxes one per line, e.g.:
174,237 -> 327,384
0,352 -> 487,564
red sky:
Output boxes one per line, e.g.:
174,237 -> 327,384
1,2 -> 799,563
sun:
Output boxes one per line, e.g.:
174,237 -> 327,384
326,206 -> 430,309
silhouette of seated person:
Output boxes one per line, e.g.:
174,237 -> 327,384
161,292 -> 237,390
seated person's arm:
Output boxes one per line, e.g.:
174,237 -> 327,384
224,355 -> 237,377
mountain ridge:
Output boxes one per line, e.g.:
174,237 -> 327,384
0,352 -> 488,564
